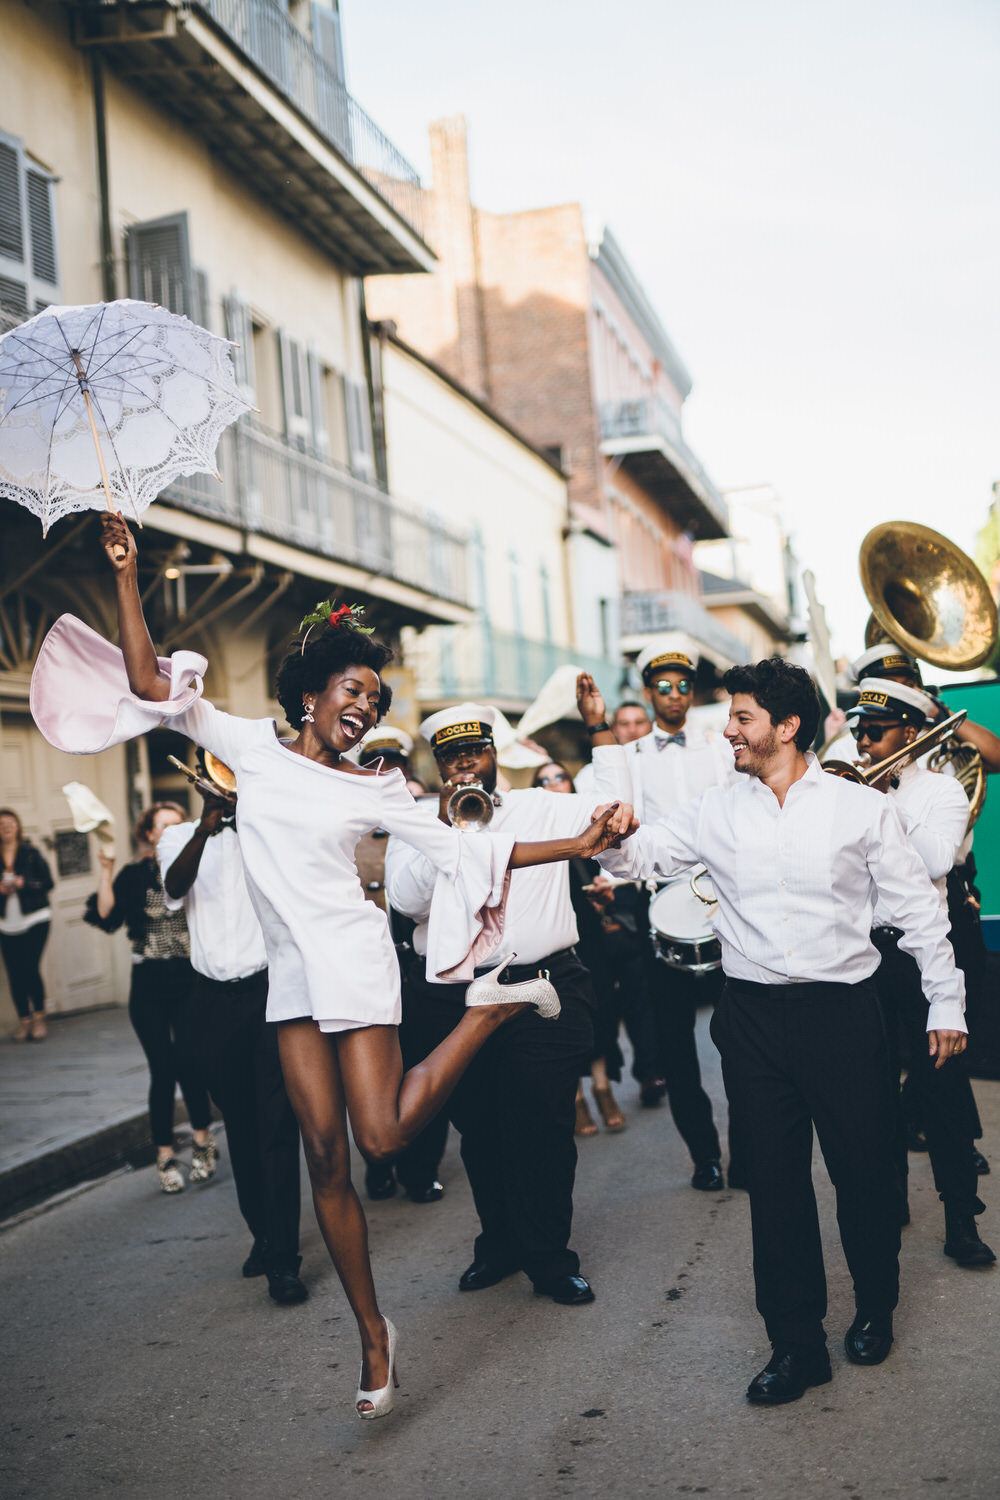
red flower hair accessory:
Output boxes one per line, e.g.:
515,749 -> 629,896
298,599 -> 374,652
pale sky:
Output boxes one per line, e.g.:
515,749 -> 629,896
343,0 -> 1000,656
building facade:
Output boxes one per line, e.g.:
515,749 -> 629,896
365,114 -> 744,685
0,0 -> 465,1019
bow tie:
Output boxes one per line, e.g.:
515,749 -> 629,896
656,732 -> 686,750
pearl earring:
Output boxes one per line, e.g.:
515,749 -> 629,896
302,704 -> 315,723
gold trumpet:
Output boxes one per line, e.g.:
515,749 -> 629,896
445,780 -> 496,830
167,752 -> 237,803
824,711 -> 967,791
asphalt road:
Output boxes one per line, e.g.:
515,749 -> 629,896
2,1014 -> 998,1500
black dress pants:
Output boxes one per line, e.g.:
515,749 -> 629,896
129,957 -> 211,1147
873,932 -> 983,1220
194,969 -> 301,1270
407,950 -> 594,1284
711,977 -> 901,1351
640,886 -> 721,1166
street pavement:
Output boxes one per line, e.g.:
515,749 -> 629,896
2,1012 -> 998,1500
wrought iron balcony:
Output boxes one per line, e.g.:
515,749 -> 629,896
163,419 -> 470,613
599,397 -> 729,540
73,0 -> 434,274
620,588 -> 747,667
405,620 -> 622,711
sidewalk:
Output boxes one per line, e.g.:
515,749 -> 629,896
0,1007 -> 166,1219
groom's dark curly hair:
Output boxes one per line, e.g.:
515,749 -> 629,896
275,627 -> 394,730
723,657 -> 820,751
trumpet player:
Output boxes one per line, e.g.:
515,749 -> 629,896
848,681 -> 995,1269
384,703 -> 630,1307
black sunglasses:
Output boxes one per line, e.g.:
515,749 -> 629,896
652,678 -> 693,696
850,721 -> 901,744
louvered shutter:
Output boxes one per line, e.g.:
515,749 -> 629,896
191,268 -> 211,330
125,213 -> 192,316
345,378 -> 374,478
278,331 -> 312,448
0,142 -> 24,261
0,275 -> 28,321
223,294 -> 256,402
26,169 -> 56,284
307,350 -> 329,456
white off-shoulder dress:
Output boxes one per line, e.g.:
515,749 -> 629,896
30,616 -> 514,1033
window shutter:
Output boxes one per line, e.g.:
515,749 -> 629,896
278,330 -> 311,447
26,170 -> 56,284
192,267 -> 211,330
345,378 -> 374,478
311,2 -> 345,80
311,4 -> 349,152
0,274 -> 29,320
307,350 -> 329,456
223,294 -> 256,402
125,213 -> 192,316
0,142 -> 24,261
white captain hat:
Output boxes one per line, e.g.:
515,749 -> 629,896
419,702 -> 497,752
636,641 -> 697,683
846,678 -> 937,727
357,723 -> 413,763
850,642 -> 921,684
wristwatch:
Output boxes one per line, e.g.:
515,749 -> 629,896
586,721 -> 612,735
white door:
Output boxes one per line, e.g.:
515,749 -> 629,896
0,713 -> 131,1019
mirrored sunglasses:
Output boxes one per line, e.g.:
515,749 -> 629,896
653,678 -> 693,696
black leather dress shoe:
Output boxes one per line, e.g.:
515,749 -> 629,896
405,1180 -> 445,1204
533,1273 -> 595,1306
691,1158 -> 724,1191
458,1259 -> 517,1292
365,1163 -> 397,1201
944,1213 -> 997,1267
267,1265 -> 309,1305
844,1311 -> 894,1365
746,1347 -> 832,1405
973,1149 -> 990,1176
242,1240 -> 267,1278
639,1079 -> 667,1108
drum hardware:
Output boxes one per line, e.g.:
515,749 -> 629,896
689,867 -> 717,906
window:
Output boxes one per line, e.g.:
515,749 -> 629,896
0,132 -> 59,323
125,211 -> 210,325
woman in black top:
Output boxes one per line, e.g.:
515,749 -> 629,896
0,809 -> 55,1042
85,801 -> 213,1194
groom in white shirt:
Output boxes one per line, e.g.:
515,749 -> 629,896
588,657 -> 968,1405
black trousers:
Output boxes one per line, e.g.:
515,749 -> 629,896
129,957 -> 211,1147
0,921 -> 49,1017
711,977 -> 901,1350
194,969 -> 301,1269
873,932 -> 983,1220
640,886 -> 722,1166
408,950 -> 594,1284
392,965 -> 450,1193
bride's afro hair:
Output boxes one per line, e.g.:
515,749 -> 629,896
276,627 -> 394,730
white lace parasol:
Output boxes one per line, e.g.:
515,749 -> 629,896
0,300 -> 252,535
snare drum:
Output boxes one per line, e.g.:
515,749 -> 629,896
649,877 -> 721,973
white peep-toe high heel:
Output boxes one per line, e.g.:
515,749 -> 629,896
465,954 -> 561,1020
356,1316 -> 399,1420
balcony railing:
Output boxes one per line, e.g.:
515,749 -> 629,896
599,396 -> 729,537
199,0 -> 424,238
620,589 -> 747,665
404,620 -> 622,709
164,420 -> 469,607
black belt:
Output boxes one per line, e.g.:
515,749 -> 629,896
473,945 -> 577,980
873,925 -> 904,942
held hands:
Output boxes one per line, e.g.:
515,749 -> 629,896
576,672 -> 607,729
576,802 -> 638,858
99,512 -> 137,573
928,1029 -> 968,1070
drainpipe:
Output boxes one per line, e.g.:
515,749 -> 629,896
91,54 -> 116,302
359,285 -> 389,491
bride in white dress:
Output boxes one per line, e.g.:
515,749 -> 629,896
31,513 -> 634,1420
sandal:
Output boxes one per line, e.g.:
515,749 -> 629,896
593,1085 -> 626,1132
575,1092 -> 598,1137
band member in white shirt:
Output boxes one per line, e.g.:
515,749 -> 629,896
588,656 -> 968,1405
159,767 -> 306,1306
848,681 -> 995,1268
385,704 -> 625,1307
578,648 -> 732,1190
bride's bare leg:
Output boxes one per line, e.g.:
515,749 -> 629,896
277,1019 -> 388,1410
335,1008 -> 510,1162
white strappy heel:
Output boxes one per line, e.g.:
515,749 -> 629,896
465,954 -> 561,1020
356,1316 -> 399,1420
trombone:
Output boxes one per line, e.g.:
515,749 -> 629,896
824,711 -> 967,792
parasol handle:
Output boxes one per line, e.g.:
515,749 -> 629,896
72,352 -> 126,561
